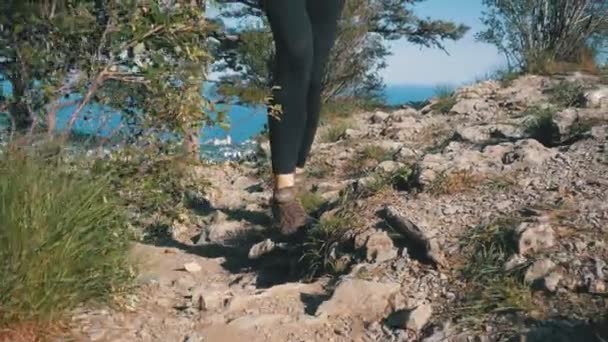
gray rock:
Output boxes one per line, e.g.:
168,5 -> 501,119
248,239 -> 284,259
376,160 -> 404,173
316,279 -> 400,322
455,123 -> 524,144
588,279 -> 607,294
518,222 -> 556,256
525,258 -> 556,284
451,98 -> 491,116
344,128 -> 364,139
365,231 -> 398,263
386,304 -> 433,332
371,111 -> 390,124
543,271 -> 563,292
584,87 -> 608,108
553,109 -> 578,136
505,254 -> 528,271
381,206 -> 447,267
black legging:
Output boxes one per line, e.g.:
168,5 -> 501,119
263,0 -> 344,175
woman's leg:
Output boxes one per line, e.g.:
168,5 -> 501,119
264,0 -> 314,235
296,0 -> 344,168
264,0 -> 314,184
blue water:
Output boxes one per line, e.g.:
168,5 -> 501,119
1,81 -> 435,151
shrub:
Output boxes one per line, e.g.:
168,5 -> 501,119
0,149 -> 133,328
523,106 -> 560,147
546,81 -> 585,108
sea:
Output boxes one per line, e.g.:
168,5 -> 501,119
0,82 -> 436,161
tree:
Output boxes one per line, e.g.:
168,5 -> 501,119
0,0 -> 215,159
477,0 -> 608,73
210,0 -> 469,105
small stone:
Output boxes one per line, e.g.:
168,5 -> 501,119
386,304 -> 433,332
248,239 -> 276,259
543,271 -> 563,292
183,262 -> 202,273
365,231 -> 398,263
525,258 -> 556,284
504,254 -> 528,271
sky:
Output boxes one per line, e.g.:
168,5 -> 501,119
382,0 -> 506,86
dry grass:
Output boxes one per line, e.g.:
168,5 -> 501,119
426,170 -> 484,196
321,119 -> 351,143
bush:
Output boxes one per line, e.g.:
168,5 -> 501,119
0,149 -> 133,328
547,81 -> 586,108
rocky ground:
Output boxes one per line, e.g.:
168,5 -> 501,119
68,74 -> 608,342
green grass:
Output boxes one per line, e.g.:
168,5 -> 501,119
430,85 -> 457,114
298,190 -> 325,214
523,106 -> 560,147
345,144 -> 393,177
452,218 -> 535,330
0,149 -> 133,328
546,81 -> 585,108
299,212 -> 359,280
493,68 -> 521,88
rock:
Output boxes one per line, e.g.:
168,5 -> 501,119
588,279 -> 607,294
380,206 -> 447,267
591,125 -> 608,140
315,279 -> 400,322
396,147 -> 418,161
525,258 -> 557,284
184,262 -> 202,273
365,231 -> 398,263
416,139 -> 556,187
371,111 -> 390,124
584,87 -> 608,108
505,254 -> 528,271
553,109 -> 578,136
344,128 -> 363,139
388,107 -> 419,123
543,271 -> 563,292
518,222 -> 556,256
386,304 -> 433,332
377,140 -> 404,152
191,287 -> 229,312
248,239 -> 286,259
376,160 -> 404,173
451,98 -> 491,116
455,123 -> 524,144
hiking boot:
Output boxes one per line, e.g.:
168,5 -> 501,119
271,186 -> 309,236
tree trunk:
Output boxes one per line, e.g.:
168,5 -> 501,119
182,124 -> 200,161
8,82 -> 32,132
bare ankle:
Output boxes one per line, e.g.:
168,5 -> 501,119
275,173 -> 295,190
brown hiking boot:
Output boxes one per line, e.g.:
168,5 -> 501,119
271,186 -> 309,236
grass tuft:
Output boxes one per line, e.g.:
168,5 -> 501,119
430,85 -> 457,114
0,149 -> 133,329
321,120 -> 351,143
300,211 -> 359,280
298,190 -> 326,214
453,218 -> 535,330
523,106 -> 560,147
546,81 -> 585,108
426,170 -> 482,196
